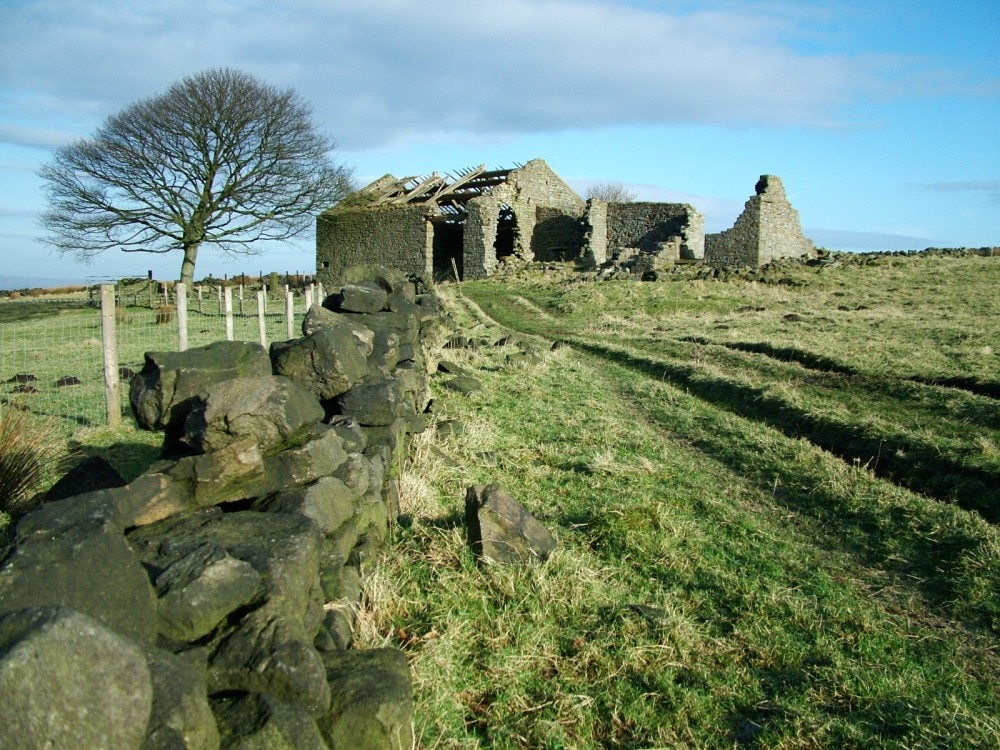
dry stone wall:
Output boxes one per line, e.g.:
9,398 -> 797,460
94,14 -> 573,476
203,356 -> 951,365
0,266 -> 451,750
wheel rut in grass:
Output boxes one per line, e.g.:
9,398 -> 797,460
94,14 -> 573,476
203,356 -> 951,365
567,339 -> 999,523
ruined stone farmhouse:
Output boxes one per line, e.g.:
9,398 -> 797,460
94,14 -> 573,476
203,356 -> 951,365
316,159 -> 813,283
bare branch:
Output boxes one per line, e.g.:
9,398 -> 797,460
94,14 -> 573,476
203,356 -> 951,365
586,181 -> 638,203
38,67 -> 353,284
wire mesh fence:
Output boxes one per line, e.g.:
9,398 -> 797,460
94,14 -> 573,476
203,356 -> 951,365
0,284 -> 317,433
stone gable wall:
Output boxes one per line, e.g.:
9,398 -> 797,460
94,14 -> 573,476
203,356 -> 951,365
463,159 -> 587,278
317,205 -> 432,287
706,175 -> 814,268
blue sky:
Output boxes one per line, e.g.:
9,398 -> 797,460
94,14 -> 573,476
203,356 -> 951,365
1,0 -> 997,283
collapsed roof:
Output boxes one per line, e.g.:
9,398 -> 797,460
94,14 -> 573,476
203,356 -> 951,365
364,164 -> 518,223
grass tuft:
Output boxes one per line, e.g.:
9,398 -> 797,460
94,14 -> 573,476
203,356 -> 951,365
0,405 -> 67,519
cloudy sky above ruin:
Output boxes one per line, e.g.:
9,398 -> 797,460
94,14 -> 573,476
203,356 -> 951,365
1,0 -> 997,282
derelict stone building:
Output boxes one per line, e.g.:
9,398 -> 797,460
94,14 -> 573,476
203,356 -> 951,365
705,175 -> 815,267
316,159 -> 587,283
316,160 -> 811,282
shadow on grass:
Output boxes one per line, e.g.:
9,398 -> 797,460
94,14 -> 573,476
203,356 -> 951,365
0,396 -> 94,429
707,340 -> 1000,431
570,340 -> 1000,627
697,337 -> 1000,403
572,340 -> 998,523
0,299 -> 93,324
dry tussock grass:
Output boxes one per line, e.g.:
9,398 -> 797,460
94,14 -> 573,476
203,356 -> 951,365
0,406 -> 66,518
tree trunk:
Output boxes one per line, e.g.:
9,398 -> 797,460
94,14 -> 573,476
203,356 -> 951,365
179,243 -> 200,287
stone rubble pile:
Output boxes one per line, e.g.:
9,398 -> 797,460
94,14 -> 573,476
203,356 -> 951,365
0,265 -> 450,750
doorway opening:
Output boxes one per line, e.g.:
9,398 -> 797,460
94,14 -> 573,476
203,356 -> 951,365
494,204 -> 517,260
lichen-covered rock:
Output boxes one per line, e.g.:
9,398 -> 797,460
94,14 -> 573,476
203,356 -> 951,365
0,607 -> 153,750
254,476 -> 360,536
262,424 -> 349,492
349,307 -> 421,347
317,648 -> 413,750
130,510 -> 324,639
465,484 -> 557,564
271,325 -> 370,401
211,691 -> 329,750
442,375 -> 483,394
183,376 -> 325,454
15,472 -> 186,537
327,282 -> 388,314
129,340 -> 272,450
339,264 -> 413,299
302,304 -> 375,354
0,511 -> 158,644
129,511 -> 330,715
367,329 -> 400,375
153,541 -> 261,642
144,647 -> 220,750
209,607 -> 331,717
335,376 -> 407,426
158,436 -> 265,525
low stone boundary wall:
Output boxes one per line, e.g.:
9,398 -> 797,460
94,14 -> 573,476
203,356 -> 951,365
0,266 -> 450,749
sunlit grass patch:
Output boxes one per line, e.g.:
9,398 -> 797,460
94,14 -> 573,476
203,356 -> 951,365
383,256 -> 1000,747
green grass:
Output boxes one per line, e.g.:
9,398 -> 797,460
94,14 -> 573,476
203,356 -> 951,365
355,254 -> 1000,748
3,256 -> 997,746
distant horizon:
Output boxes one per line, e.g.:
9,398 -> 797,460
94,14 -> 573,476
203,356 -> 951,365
3,246 -> 998,293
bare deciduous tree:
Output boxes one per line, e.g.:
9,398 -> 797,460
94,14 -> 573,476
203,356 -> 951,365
39,68 -> 354,285
585,181 -> 638,203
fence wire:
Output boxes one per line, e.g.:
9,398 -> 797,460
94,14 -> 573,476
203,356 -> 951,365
0,290 -> 308,433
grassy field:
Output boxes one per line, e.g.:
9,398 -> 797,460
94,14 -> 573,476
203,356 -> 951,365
2,255 -> 997,747
356,253 -> 1000,748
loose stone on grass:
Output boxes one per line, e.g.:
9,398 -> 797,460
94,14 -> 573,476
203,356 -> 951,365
465,484 -> 557,564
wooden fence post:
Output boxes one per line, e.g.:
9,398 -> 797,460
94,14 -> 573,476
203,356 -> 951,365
197,286 -> 204,314
239,284 -> 245,315
285,289 -> 295,341
224,287 -> 234,341
100,284 -> 121,427
257,290 -> 267,348
176,282 -> 189,351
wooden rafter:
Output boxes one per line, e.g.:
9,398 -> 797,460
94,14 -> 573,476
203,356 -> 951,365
362,163 -> 515,220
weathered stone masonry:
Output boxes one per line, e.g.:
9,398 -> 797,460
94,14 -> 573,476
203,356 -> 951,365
317,159 -> 587,284
318,162 -> 814,279
0,266 -> 449,749
589,201 -> 705,268
705,175 -> 814,267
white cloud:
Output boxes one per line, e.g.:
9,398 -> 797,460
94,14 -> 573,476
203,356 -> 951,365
0,0 -> 922,150
914,181 -> 1000,207
0,123 -> 80,150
